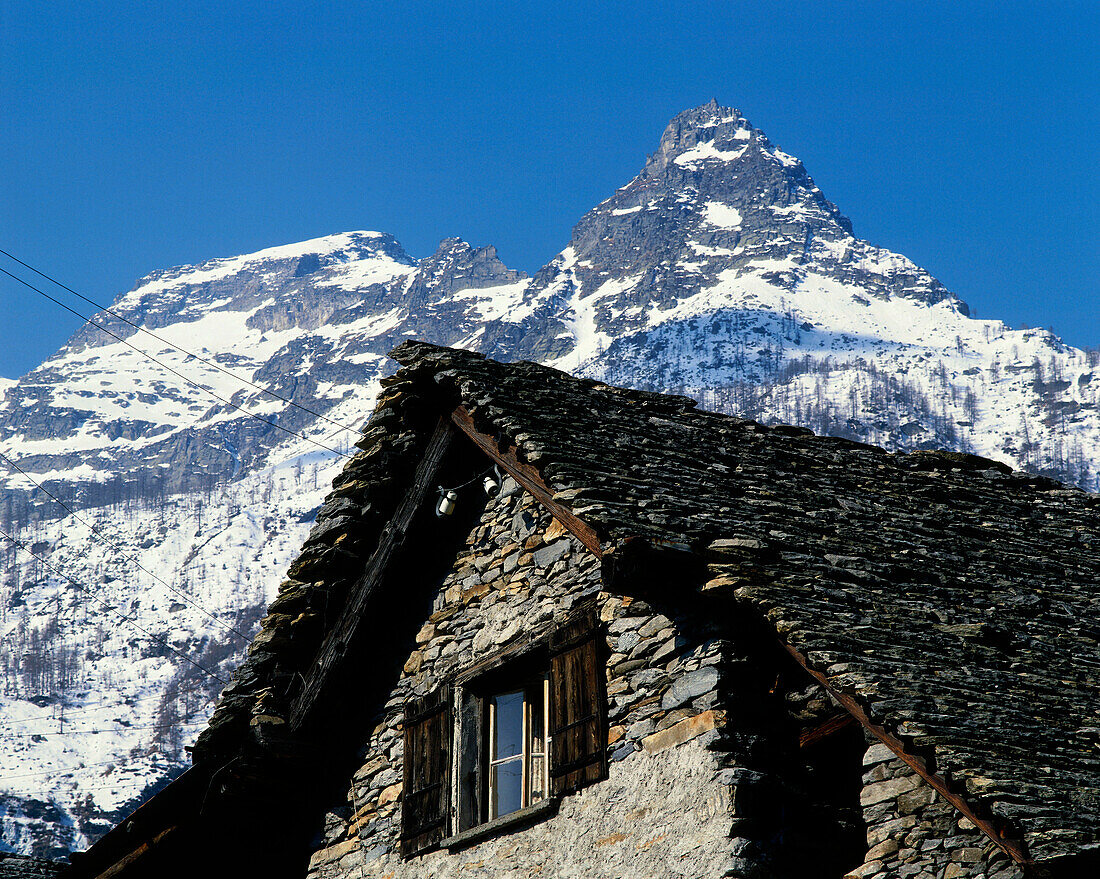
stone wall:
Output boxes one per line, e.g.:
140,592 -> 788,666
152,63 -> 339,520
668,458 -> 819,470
304,478 -> 740,878
302,476 -> 1020,879
848,745 -> 1024,879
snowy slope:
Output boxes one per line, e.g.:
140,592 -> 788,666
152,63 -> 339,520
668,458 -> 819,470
0,454 -> 333,854
500,102 -> 1100,483
0,231 -> 532,857
2,101 -> 1098,857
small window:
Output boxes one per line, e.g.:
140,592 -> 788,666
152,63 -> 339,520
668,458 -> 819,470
401,606 -> 606,855
487,677 -> 549,819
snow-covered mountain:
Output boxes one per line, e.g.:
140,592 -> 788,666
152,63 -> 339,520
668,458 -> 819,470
2,101 -> 1097,858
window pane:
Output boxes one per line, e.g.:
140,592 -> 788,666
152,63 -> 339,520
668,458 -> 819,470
490,758 -> 523,818
492,690 -> 524,759
528,683 -> 545,755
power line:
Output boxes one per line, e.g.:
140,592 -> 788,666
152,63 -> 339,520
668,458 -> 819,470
1,721 -> 207,738
0,450 -> 252,645
0,265 -> 356,462
0,681 -> 219,726
4,777 -> 192,797
0,758 -> 171,781
0,526 -> 229,686
0,247 -> 365,438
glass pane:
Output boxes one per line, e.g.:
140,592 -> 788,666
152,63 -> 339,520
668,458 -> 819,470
491,758 -> 523,818
492,690 -> 524,759
528,683 -> 545,755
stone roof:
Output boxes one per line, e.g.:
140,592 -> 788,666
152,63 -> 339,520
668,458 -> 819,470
191,340 -> 1099,867
0,854 -> 64,878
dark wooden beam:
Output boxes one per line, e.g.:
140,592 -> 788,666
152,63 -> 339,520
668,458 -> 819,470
291,418 -> 456,727
780,641 -> 1032,868
798,711 -> 856,749
449,406 -> 603,558
91,827 -> 176,879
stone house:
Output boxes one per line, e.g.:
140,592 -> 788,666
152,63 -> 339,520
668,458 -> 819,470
71,342 -> 1100,878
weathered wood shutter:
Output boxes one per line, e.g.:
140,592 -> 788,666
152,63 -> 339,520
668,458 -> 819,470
400,686 -> 452,856
548,609 -> 607,795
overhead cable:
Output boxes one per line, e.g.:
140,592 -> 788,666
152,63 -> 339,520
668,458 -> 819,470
0,265 -> 356,462
0,247 -> 364,437
0,526 -> 229,686
0,450 -> 252,645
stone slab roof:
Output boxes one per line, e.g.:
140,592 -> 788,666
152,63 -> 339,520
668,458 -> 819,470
192,341 -> 1099,867
0,855 -> 64,878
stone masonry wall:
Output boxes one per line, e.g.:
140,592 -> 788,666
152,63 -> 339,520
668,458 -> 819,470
304,477 -> 741,878
847,744 -> 1025,879
302,473 -> 1022,879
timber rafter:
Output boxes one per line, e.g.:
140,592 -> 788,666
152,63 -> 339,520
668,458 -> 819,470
780,641 -> 1032,870
449,405 -> 603,558
290,418 -> 456,727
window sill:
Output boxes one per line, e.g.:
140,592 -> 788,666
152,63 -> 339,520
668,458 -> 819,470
441,798 -> 559,851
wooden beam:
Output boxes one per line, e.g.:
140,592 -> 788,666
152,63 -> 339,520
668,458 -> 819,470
92,827 -> 176,879
780,641 -> 1032,868
291,418 -> 455,727
449,406 -> 603,558
798,711 -> 856,749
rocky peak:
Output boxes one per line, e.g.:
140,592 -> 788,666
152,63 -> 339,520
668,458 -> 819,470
406,237 -> 527,303
500,102 -> 967,373
128,231 -> 412,301
634,102 -> 854,235
61,232 -> 417,351
645,100 -> 754,175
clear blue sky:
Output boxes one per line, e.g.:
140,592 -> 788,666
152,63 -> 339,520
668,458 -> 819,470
1,1 -> 1097,379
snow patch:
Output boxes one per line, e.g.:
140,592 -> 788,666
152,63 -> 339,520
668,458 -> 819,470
317,254 -> 416,290
702,202 -> 743,229
673,143 -> 747,168
769,147 -> 801,168
549,274 -> 641,373
688,242 -> 735,257
451,280 -> 536,323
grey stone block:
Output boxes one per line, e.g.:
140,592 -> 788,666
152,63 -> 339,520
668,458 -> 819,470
661,667 -> 719,710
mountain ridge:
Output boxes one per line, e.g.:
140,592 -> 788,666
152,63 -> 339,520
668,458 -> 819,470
1,102 -> 1097,857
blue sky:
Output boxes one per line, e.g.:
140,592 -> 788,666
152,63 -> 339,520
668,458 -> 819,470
1,1 -> 1097,379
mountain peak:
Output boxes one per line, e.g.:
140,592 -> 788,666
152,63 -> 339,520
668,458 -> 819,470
670,99 -> 744,130
647,102 -> 754,174
406,237 -> 527,303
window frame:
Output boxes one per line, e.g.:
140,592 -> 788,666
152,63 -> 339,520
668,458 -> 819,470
451,639 -> 553,837
399,686 -> 453,857
401,603 -> 607,857
486,676 -> 550,820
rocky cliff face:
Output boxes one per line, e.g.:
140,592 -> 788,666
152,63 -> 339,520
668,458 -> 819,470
1,102 -> 1097,858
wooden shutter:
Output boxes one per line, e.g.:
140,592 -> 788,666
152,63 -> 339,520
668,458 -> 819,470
400,686 -> 452,856
548,609 -> 607,796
